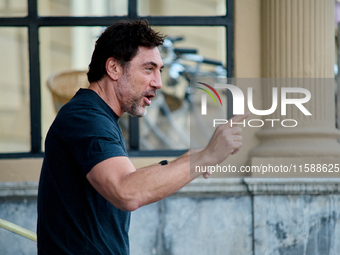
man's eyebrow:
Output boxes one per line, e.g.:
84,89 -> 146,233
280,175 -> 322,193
143,61 -> 164,70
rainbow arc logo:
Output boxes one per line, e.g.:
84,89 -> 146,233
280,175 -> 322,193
197,82 -> 222,115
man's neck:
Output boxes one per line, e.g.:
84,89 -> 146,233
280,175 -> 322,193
88,78 -> 123,117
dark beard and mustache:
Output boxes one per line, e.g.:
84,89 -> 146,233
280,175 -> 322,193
122,89 -> 157,117
116,69 -> 157,117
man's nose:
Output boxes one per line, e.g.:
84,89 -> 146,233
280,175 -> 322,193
151,72 -> 162,89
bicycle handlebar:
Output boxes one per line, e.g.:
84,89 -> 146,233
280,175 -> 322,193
166,36 -> 184,43
162,36 -> 226,73
181,54 -> 223,66
202,58 -> 223,66
174,48 -> 198,54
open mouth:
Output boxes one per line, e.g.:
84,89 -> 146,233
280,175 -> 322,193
143,93 -> 156,106
144,95 -> 153,106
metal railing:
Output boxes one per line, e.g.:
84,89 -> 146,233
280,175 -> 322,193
0,218 -> 37,242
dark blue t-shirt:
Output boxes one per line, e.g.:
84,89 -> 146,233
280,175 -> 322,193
37,89 -> 130,254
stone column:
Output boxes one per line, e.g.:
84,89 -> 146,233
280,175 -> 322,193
250,0 -> 340,176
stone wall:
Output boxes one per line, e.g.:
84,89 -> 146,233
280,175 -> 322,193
0,179 -> 340,255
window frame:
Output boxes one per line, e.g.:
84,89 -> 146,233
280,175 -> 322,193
0,0 -> 234,159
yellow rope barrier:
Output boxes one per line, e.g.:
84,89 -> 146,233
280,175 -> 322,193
0,218 -> 37,242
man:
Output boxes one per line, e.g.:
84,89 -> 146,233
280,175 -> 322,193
37,19 -> 248,254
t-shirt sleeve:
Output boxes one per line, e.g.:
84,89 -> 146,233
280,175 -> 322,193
57,108 -> 128,176
75,134 -> 127,176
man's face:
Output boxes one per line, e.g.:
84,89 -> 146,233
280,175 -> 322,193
116,46 -> 163,117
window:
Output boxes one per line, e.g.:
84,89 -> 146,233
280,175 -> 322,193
0,0 -> 233,158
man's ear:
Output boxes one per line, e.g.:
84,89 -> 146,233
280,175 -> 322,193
106,57 -> 121,81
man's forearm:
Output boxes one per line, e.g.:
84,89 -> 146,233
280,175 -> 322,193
122,149 -> 207,209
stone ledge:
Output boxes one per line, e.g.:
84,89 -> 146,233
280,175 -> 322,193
244,178 -> 340,195
177,178 -> 340,196
176,178 -> 248,196
0,182 -> 38,198
1,179 -> 340,199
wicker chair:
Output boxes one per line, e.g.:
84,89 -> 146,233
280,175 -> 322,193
47,70 -> 90,112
